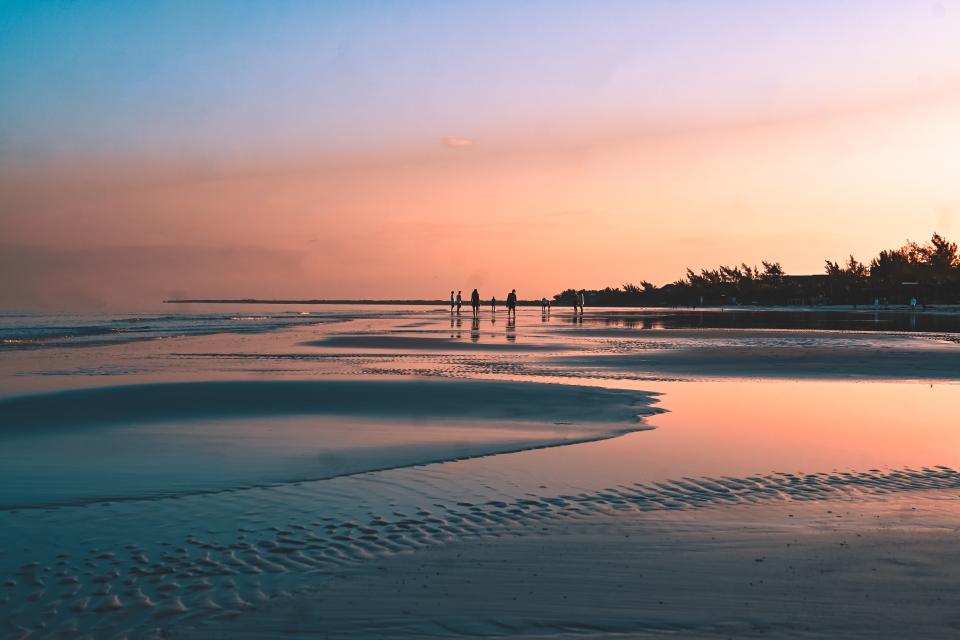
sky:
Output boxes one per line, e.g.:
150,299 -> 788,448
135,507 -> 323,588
2,0 -> 960,309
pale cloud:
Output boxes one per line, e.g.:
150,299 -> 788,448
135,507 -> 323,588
441,137 -> 475,148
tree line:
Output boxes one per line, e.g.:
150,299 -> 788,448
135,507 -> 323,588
553,233 -> 960,307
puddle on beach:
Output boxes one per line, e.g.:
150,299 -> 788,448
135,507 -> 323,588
0,377 -> 655,509
0,414 -> 610,509
439,378 -> 960,497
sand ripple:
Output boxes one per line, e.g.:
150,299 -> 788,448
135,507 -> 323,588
3,465 -> 959,638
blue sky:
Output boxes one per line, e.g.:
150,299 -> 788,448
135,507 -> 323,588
3,1 -> 957,162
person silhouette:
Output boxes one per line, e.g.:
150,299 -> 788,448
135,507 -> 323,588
456,290 -> 462,314
450,290 -> 455,312
491,296 -> 497,313
471,288 -> 480,316
578,290 -> 586,315
506,289 -> 517,317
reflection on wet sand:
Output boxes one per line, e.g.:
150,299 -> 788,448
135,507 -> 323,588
585,307 -> 960,332
447,378 -> 960,494
470,316 -> 479,342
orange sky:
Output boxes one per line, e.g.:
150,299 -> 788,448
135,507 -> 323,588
2,2 -> 959,309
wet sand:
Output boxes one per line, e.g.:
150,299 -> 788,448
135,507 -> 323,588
308,335 -> 569,351
200,491 -> 960,639
2,306 -> 959,638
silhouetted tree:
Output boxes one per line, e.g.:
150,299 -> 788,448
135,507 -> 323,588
922,233 -> 959,285
552,233 -> 959,306
761,261 -> 784,284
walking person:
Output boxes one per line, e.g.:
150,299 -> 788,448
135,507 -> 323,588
491,296 -> 497,313
450,290 -> 455,312
456,290 -> 462,314
507,289 -> 517,317
471,288 -> 480,316
578,290 -> 586,315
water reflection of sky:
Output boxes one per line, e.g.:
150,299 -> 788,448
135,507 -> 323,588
581,309 -> 960,333
428,379 -> 960,499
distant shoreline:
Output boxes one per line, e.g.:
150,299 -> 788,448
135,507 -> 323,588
164,298 -> 480,306
166,299 -> 445,305
163,299 -> 960,312
164,298 -> 570,307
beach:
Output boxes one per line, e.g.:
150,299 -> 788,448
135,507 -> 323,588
2,306 -> 960,639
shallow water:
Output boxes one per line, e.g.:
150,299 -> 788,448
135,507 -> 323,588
0,379 -> 657,508
0,305 -> 431,350
438,378 -> 960,495
4,304 -> 960,351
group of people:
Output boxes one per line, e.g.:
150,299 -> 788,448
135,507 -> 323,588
572,290 -> 586,314
449,289 -> 586,316
451,289 -> 519,316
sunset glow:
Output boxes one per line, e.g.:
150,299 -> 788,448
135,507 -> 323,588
2,1 -> 960,309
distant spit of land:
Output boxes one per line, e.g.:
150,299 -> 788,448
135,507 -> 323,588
164,299 -> 550,306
